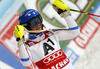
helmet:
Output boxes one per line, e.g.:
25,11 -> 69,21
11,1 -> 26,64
18,9 -> 43,30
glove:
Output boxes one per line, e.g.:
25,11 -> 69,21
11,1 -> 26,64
52,0 -> 71,17
14,25 -> 24,41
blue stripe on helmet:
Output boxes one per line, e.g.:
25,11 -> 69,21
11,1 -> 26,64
69,26 -> 79,30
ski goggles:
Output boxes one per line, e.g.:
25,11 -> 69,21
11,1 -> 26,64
28,15 -> 42,27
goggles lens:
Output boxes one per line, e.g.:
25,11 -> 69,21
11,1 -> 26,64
28,16 -> 42,27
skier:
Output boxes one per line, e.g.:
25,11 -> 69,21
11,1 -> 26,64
14,0 -> 80,69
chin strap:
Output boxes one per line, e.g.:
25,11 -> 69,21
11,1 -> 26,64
25,28 -> 46,33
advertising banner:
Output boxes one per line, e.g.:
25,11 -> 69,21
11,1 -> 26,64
0,14 -> 26,69
64,1 -> 100,69
64,16 -> 100,64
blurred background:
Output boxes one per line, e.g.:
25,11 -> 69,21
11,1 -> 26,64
0,0 -> 100,69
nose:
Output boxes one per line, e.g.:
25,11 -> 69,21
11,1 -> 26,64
30,23 -> 42,30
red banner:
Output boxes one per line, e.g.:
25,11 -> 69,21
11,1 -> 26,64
0,13 -> 20,58
74,16 -> 100,49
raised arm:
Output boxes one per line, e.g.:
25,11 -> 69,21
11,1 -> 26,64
14,25 -> 36,69
52,0 -> 80,40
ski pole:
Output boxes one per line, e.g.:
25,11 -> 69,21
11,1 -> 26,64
69,8 -> 100,17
